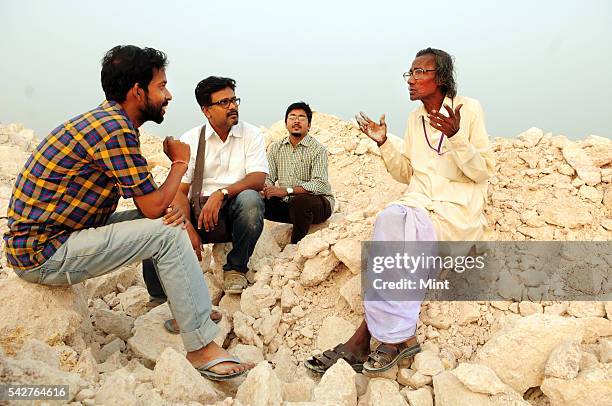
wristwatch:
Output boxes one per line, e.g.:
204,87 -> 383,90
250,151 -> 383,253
286,187 -> 294,196
219,188 -> 229,201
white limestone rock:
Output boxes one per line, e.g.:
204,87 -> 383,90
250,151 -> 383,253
475,314 -> 583,395
0,274 -> 90,354
240,283 -> 278,319
332,239 -> 362,274
15,339 -> 60,369
116,285 -> 150,318
362,378 -> 407,406
299,250 -> 340,287
297,234 -> 330,259
413,351 -> 444,377
236,361 -> 283,406
451,362 -> 511,395
315,316 -> 356,351
400,387 -> 433,406
545,340 -> 581,379
74,348 -> 99,382
93,308 -> 135,340
541,365 -> 612,406
313,359 -> 357,406
153,347 -> 221,404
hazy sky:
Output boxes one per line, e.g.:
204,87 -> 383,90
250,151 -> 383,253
1,0 -> 610,140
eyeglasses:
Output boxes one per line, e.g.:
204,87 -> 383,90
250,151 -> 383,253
209,97 -> 241,109
287,115 -> 308,123
403,68 -> 436,82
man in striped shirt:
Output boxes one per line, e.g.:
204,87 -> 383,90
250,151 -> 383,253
263,102 -> 334,243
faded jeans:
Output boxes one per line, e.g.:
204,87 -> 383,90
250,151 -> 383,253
15,209 -> 219,352
143,189 -> 265,301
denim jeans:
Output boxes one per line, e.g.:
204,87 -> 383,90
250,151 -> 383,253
143,189 -> 264,301
15,209 -> 219,352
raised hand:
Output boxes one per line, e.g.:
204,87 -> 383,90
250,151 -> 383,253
355,112 -> 387,146
427,104 -> 463,138
163,136 -> 190,162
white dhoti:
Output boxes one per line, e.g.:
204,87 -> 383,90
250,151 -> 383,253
364,204 -> 437,343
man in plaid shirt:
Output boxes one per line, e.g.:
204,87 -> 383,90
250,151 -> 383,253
3,45 -> 251,380
263,102 -> 334,243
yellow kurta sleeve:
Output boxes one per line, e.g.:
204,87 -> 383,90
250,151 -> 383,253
379,124 -> 413,185
446,100 -> 495,183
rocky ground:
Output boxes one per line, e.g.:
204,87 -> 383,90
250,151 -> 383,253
0,116 -> 611,406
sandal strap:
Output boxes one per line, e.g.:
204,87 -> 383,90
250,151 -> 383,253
197,357 -> 242,371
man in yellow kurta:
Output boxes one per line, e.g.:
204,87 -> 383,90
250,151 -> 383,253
306,47 -> 494,374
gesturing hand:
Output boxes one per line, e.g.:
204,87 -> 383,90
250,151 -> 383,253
427,104 -> 463,138
198,192 -> 223,232
355,112 -> 387,146
163,137 -> 190,162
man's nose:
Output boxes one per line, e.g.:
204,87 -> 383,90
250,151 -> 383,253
165,89 -> 173,101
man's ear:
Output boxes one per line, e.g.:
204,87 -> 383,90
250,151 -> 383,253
202,105 -> 211,119
131,83 -> 144,100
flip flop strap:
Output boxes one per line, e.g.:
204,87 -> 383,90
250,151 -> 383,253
197,357 -> 242,371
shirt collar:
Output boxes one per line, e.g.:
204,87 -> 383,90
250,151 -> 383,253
204,121 -> 243,140
282,134 -> 313,147
100,100 -> 138,133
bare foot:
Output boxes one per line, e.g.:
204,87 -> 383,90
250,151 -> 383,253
187,341 -> 253,376
168,310 -> 222,332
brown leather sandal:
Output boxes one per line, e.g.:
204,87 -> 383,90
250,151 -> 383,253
304,344 -> 366,373
363,340 -> 421,373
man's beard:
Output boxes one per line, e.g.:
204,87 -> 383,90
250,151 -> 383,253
141,95 -> 166,124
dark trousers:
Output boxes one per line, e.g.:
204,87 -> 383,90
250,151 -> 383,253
264,194 -> 332,244
143,190 -> 265,300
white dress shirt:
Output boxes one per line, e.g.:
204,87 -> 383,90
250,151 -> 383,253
180,121 -> 268,196
379,95 -> 495,241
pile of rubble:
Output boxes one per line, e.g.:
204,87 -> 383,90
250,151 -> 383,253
0,114 -> 610,405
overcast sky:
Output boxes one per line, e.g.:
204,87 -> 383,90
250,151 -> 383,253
1,0 -> 610,140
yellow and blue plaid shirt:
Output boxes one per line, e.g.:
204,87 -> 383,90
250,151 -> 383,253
4,101 -> 157,270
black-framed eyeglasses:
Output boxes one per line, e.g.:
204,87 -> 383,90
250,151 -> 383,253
403,68 -> 436,82
209,97 -> 241,109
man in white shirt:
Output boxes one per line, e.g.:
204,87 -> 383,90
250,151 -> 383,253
143,76 -> 268,304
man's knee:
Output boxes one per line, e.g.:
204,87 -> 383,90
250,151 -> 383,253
232,190 -> 264,223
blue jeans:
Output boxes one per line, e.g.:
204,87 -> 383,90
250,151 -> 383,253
143,189 -> 264,300
15,209 -> 219,352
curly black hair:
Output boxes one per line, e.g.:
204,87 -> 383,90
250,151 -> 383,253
195,76 -> 236,107
101,45 -> 168,102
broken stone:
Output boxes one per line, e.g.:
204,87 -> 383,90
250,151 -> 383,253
400,387 -> 433,406
297,235 -> 330,259
313,358 -> 357,406
235,361 -> 283,406
332,239 -> 362,274
315,316 -> 355,351
362,378 -> 407,406
545,340 -> 581,379
116,285 -> 150,318
153,347 -> 221,404
451,362 -> 510,395
93,308 -> 135,341
300,250 -> 340,287
475,314 -> 583,394
0,274 -> 89,355
412,351 -> 444,376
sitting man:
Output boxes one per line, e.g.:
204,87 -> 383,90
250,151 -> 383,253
4,45 -> 251,380
263,102 -> 334,243
305,48 -> 494,373
143,76 -> 267,308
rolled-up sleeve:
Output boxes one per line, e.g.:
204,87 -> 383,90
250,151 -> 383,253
179,127 -> 199,185
245,129 -> 269,174
94,130 -> 156,198
446,100 -> 495,183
